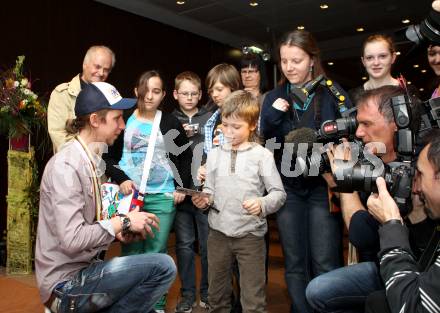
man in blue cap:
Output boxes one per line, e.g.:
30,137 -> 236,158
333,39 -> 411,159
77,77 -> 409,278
36,82 -> 176,313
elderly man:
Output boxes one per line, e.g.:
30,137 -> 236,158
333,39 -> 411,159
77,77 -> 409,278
47,45 -> 115,152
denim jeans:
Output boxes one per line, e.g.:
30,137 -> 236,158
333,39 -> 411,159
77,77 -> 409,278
277,183 -> 342,313
306,262 -> 383,313
54,253 -> 176,313
174,208 -> 209,300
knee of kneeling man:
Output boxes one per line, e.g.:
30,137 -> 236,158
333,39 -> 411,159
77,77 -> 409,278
305,278 -> 326,306
156,253 -> 177,276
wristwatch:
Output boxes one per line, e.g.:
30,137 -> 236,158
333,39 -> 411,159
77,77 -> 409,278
118,214 -> 131,234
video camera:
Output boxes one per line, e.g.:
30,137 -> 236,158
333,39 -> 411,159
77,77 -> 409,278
288,77 -> 440,216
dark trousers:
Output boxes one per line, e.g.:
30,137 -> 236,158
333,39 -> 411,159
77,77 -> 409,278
365,290 -> 392,313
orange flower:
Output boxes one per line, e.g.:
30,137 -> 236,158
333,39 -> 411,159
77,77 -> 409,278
5,78 -> 15,89
19,100 -> 26,109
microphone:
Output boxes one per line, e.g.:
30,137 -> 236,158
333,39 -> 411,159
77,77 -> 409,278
284,127 -> 317,145
284,127 -> 317,155
283,127 -> 318,176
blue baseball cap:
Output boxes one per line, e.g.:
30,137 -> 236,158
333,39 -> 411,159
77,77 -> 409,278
75,82 -> 136,117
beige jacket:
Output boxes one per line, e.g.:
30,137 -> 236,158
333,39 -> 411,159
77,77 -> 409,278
47,74 -> 81,153
35,140 -> 114,303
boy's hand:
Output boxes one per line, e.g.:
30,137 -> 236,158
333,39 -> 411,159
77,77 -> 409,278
192,194 -> 210,210
242,198 -> 262,216
197,165 -> 206,182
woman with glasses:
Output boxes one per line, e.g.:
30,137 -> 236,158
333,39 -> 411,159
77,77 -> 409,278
240,53 -> 269,105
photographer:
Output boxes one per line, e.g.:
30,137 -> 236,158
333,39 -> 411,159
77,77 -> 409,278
306,85 -> 436,313
365,130 -> 440,313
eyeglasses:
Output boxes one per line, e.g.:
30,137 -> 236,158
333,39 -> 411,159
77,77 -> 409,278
177,91 -> 200,98
241,69 -> 259,75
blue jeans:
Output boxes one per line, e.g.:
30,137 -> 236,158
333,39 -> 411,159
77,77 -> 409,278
54,253 -> 176,313
174,208 -> 209,300
277,184 -> 342,313
306,262 -> 383,313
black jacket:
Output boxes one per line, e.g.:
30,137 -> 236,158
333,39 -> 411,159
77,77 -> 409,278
260,81 -> 352,194
103,108 -> 192,189
378,222 -> 440,313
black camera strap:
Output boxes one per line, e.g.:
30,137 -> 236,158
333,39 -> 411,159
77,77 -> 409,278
289,85 -> 321,129
417,224 -> 440,271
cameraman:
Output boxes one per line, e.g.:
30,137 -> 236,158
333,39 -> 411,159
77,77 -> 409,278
365,130 -> 440,313
306,85 -> 436,313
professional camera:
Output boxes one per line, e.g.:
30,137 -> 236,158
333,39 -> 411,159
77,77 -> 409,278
331,93 -> 419,216
290,91 -> 419,216
400,8 -> 440,47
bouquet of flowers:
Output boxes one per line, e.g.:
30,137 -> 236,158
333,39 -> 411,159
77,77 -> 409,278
0,56 -> 47,138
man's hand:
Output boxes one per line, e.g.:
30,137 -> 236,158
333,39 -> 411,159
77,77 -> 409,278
242,198 -> 262,216
126,207 -> 160,238
367,177 -> 402,224
115,231 -> 143,243
326,140 -> 353,176
433,0 -> 440,12
119,180 -> 135,195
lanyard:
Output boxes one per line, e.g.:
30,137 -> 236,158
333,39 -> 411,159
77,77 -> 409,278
74,136 -> 103,220
286,83 -> 314,111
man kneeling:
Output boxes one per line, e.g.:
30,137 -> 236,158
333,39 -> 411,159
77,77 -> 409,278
35,82 -> 176,313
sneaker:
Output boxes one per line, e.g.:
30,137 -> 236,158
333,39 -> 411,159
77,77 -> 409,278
175,296 -> 196,313
199,296 -> 210,310
154,310 -> 165,313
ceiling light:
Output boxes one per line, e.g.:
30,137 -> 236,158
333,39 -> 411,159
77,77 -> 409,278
413,64 -> 419,68
419,88 -> 425,91
396,51 -> 401,55
356,27 -> 364,32
421,69 -> 427,73
320,4 -> 329,9
327,62 -> 334,66
402,19 -> 411,24
362,76 -> 367,80
249,1 -> 258,6
261,52 -> 271,61
176,0 -> 185,4
407,81 -> 412,85
242,46 -> 263,54
297,25 -> 305,30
